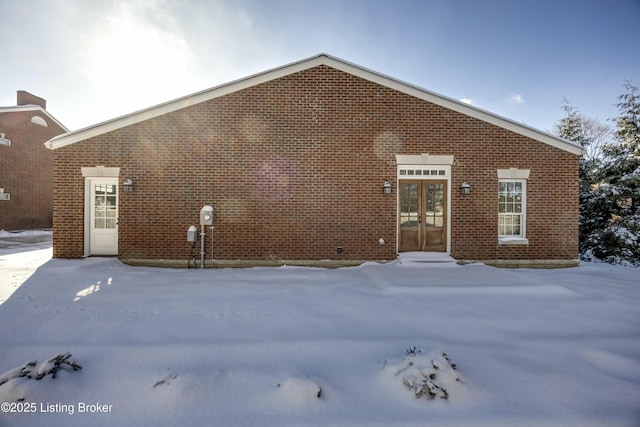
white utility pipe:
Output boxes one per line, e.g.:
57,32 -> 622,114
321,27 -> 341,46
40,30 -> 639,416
200,224 -> 205,269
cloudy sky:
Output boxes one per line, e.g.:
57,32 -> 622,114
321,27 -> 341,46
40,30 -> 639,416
2,0 -> 639,133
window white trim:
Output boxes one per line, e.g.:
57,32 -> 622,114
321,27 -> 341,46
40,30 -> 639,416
398,166 -> 450,179
498,178 -> 528,244
31,116 -> 48,127
81,166 -> 120,177
497,168 -> 530,180
498,236 -> 529,245
396,154 -> 454,165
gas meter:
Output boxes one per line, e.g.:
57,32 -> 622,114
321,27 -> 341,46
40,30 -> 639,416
200,205 -> 214,225
187,225 -> 198,243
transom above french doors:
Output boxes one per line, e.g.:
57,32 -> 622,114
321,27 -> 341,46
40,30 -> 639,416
398,180 -> 447,252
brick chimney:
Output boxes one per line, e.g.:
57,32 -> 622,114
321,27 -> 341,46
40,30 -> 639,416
17,90 -> 46,109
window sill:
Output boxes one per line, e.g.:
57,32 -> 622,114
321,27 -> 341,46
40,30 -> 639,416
498,237 -> 529,245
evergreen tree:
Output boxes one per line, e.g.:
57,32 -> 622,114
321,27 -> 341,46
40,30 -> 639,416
554,83 -> 639,266
554,101 -> 605,257
591,82 -> 640,264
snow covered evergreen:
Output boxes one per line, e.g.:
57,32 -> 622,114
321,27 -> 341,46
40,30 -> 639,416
555,82 -> 640,265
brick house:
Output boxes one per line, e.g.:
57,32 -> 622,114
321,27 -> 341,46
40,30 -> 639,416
45,54 -> 582,267
0,91 -> 68,230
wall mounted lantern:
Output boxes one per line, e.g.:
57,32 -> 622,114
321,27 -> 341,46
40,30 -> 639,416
123,178 -> 134,193
383,181 -> 392,194
460,182 -> 471,195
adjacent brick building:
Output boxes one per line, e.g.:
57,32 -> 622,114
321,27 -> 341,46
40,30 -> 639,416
0,91 -> 67,230
45,55 -> 583,266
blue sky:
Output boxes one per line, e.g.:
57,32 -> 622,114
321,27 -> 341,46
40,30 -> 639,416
1,0 -> 638,133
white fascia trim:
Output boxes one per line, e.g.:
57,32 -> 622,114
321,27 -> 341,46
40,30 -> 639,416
322,56 -> 584,156
0,106 -> 41,113
0,105 -> 69,133
45,53 -> 583,156
46,56 -> 328,150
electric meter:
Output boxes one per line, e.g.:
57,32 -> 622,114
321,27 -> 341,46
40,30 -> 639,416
200,205 -> 214,225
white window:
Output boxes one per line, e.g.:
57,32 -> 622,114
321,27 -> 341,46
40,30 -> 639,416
497,169 -> 529,244
498,180 -> 527,243
398,167 -> 449,178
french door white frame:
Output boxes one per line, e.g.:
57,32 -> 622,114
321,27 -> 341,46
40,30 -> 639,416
82,167 -> 120,257
395,154 -> 453,254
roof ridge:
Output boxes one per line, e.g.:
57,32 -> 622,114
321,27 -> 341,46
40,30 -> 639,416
44,53 -> 582,155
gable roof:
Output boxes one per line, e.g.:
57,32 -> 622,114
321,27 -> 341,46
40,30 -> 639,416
45,54 -> 583,155
0,104 -> 69,133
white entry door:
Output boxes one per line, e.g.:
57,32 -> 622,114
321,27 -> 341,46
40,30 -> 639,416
89,179 -> 118,255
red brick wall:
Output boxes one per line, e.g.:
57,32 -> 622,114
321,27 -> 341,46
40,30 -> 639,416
17,91 -> 46,109
52,65 -> 579,261
448,128 -> 579,261
0,110 -> 65,230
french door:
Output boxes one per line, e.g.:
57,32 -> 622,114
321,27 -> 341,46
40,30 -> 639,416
398,180 -> 447,252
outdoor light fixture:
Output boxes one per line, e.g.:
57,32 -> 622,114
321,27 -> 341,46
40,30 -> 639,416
123,178 -> 134,193
460,182 -> 471,195
383,181 -> 392,194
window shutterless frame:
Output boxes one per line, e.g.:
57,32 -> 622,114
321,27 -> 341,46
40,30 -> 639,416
498,179 -> 526,239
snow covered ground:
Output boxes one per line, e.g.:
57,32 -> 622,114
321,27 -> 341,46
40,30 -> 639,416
0,230 -> 52,305
0,239 -> 639,426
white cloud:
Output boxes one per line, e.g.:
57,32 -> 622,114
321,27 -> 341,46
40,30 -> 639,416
460,98 -> 474,105
508,93 -> 524,104
68,0 -> 286,128
80,1 -> 194,118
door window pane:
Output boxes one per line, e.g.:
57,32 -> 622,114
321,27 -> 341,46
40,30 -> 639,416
425,183 -> 444,228
400,183 -> 419,227
94,184 -> 117,229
